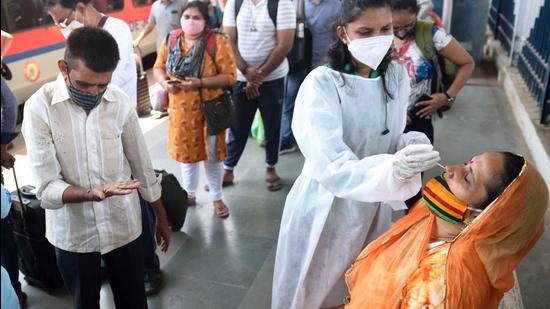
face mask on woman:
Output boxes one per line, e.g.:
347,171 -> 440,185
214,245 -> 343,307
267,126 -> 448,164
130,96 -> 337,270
422,175 -> 483,224
181,18 -> 206,36
344,28 -> 393,71
394,23 -> 415,40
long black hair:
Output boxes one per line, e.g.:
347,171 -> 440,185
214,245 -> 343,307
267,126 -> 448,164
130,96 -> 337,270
392,0 -> 419,13
479,152 -> 525,209
326,0 -> 394,99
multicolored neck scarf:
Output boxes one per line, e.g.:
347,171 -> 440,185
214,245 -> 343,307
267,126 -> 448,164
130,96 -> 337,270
422,175 -> 469,224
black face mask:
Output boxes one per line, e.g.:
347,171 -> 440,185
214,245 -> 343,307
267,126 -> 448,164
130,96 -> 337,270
394,23 -> 415,40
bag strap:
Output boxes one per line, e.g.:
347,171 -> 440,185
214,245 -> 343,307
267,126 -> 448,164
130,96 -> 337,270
167,29 -> 184,51
235,0 -> 278,28
415,20 -> 444,93
414,20 -> 436,60
297,0 -> 305,23
235,0 -> 244,19
267,0 -> 279,28
12,168 -> 24,209
98,14 -> 109,28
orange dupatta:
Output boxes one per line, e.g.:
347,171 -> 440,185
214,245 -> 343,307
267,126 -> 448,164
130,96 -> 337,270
345,161 -> 549,308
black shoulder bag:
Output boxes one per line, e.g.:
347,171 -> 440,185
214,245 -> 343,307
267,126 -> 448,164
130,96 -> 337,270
198,35 -> 234,136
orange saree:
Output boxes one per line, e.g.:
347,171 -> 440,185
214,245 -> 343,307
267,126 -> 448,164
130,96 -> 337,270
345,161 -> 549,308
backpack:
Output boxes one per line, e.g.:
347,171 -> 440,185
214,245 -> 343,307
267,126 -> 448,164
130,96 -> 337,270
235,0 -> 279,28
414,20 -> 456,97
235,0 -> 311,71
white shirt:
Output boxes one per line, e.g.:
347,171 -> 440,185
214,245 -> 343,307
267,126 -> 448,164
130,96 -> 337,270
103,17 -> 138,108
22,75 -> 161,254
223,0 -> 296,82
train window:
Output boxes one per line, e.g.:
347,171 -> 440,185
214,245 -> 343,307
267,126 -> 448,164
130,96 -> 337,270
1,0 -> 53,33
133,0 -> 153,7
92,0 -> 124,13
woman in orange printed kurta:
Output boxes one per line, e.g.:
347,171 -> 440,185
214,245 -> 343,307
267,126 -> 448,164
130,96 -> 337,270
154,1 -> 236,217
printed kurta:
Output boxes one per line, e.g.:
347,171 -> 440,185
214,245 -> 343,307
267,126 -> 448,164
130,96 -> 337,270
154,33 -> 237,163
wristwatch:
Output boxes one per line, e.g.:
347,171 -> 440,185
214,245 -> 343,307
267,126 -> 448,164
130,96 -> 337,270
444,91 -> 456,108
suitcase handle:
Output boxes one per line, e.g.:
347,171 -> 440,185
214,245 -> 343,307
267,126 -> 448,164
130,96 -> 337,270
12,167 -> 26,211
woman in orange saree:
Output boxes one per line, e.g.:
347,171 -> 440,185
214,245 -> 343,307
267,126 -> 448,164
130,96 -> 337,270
345,151 -> 549,308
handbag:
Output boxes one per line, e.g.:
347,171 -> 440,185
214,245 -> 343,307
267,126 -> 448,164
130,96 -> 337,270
198,34 -> 234,136
199,89 -> 234,136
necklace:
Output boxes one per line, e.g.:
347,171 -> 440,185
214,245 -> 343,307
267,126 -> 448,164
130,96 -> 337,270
249,2 -> 257,32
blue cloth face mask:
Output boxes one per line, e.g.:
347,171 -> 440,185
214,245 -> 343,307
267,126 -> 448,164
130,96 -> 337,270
65,63 -> 106,111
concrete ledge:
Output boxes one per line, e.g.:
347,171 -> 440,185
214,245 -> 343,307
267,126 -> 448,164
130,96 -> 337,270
487,36 -> 550,186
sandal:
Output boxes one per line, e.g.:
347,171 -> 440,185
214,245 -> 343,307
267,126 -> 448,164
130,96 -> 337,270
213,201 -> 229,218
266,176 -> 283,191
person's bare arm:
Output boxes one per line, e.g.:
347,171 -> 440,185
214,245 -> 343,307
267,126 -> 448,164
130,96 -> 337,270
258,29 -> 295,76
416,38 -> 475,118
223,26 -> 263,85
133,23 -> 155,47
1,30 -> 13,59
62,180 -> 141,203
438,38 -> 475,97
223,26 -> 247,72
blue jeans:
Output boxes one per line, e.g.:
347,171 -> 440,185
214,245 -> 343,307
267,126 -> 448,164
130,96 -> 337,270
1,218 -> 22,295
281,68 -> 307,147
140,195 -> 160,274
225,78 -> 285,169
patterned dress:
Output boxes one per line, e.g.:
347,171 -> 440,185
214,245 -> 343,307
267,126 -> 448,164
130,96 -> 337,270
154,33 -> 237,163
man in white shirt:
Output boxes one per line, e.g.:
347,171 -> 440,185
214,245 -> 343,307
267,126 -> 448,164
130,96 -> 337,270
47,1 -> 166,295
22,27 -> 170,308
222,0 -> 296,191
48,0 -> 138,108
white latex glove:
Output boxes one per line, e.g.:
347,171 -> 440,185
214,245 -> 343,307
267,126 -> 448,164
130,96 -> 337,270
396,131 -> 431,151
393,144 -> 440,182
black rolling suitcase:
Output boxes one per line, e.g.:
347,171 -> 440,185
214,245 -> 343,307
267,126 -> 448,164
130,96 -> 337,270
8,170 -> 63,293
156,169 -> 188,231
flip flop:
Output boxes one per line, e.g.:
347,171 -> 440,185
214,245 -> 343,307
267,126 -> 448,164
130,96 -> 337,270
266,176 -> 282,191
204,181 -> 234,192
214,202 -> 229,218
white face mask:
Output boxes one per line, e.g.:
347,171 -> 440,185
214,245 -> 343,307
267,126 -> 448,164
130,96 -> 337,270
344,29 -> 393,71
60,19 -> 84,39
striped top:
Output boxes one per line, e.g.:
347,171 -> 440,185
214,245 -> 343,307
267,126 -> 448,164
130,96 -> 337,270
223,0 -> 296,81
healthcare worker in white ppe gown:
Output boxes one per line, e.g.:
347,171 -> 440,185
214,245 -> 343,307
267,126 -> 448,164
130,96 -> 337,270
272,0 -> 441,308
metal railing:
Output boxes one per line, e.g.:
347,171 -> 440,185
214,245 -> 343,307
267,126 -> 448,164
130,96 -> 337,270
490,0 -> 549,124
488,0 -> 502,37
516,0 -> 550,124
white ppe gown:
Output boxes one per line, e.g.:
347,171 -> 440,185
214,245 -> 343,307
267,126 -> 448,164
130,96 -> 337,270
272,64 -> 426,309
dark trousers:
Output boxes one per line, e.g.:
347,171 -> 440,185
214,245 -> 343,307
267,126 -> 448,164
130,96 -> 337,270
140,195 -> 160,273
55,237 -> 147,309
281,68 -> 307,147
404,113 -> 434,209
225,78 -> 285,168
1,217 -> 22,294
